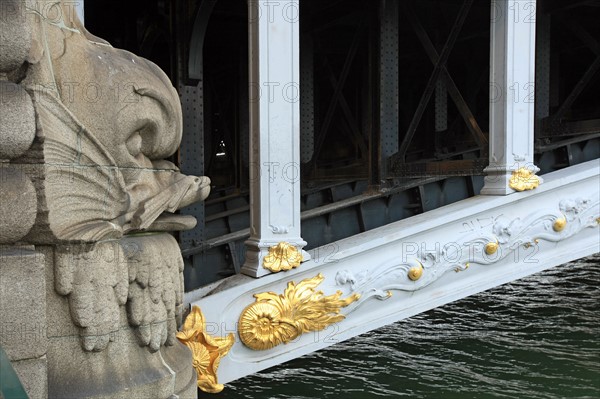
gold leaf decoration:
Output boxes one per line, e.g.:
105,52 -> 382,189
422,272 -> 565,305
508,168 -> 540,191
262,242 -> 303,273
238,274 -> 360,351
176,306 -> 234,394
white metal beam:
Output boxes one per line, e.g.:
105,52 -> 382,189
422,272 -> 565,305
191,160 -> 600,383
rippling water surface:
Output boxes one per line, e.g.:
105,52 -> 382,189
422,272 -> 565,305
219,254 -> 600,399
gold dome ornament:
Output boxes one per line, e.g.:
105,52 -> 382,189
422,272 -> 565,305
238,274 -> 360,351
177,306 -> 234,394
553,216 -> 567,232
485,241 -> 499,255
407,263 -> 424,281
263,242 -> 303,273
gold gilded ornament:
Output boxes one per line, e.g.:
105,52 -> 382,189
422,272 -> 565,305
407,263 -> 424,281
553,217 -> 567,232
485,241 -> 499,255
508,168 -> 540,191
177,306 -> 234,394
238,274 -> 360,351
263,242 -> 303,273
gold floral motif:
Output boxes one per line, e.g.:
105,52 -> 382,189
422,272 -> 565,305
238,274 -> 360,351
553,217 -> 567,232
485,241 -> 499,255
263,242 -> 303,273
177,306 -> 234,394
407,263 -> 424,281
508,168 -> 540,191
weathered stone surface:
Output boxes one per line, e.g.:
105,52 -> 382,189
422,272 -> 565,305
0,248 -> 47,361
0,2 -> 201,397
30,330 -> 193,399
43,235 -> 196,399
0,167 -> 38,244
0,82 -> 36,159
39,245 -> 79,339
0,167 -> 37,243
147,214 -> 198,232
52,234 -> 184,353
48,330 -> 192,399
12,356 -> 48,399
162,341 -> 197,399
0,0 -> 31,72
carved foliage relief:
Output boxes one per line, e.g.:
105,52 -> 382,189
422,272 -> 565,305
335,198 -> 599,310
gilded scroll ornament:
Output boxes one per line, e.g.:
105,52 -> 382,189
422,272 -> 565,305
508,168 -> 540,191
263,242 -> 303,273
177,306 -> 234,394
238,274 -> 360,351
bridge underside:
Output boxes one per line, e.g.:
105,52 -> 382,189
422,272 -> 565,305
83,0 -> 600,387
187,160 -> 599,384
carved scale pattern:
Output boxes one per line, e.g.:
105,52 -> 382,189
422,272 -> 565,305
54,235 -> 184,352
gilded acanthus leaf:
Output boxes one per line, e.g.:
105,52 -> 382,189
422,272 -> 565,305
262,242 -> 303,272
509,168 -> 540,191
177,306 -> 234,394
238,274 -> 360,351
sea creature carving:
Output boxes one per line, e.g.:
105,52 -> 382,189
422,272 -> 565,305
262,242 -> 303,273
177,306 -> 234,394
238,274 -> 360,351
19,0 -> 210,242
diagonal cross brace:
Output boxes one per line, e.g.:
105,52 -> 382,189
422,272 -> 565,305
397,0 -> 475,162
402,1 -> 488,151
308,18 -> 366,173
322,57 -> 369,156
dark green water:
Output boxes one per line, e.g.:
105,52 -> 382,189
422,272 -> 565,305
219,254 -> 600,399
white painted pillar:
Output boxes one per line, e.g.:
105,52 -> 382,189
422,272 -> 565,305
242,0 -> 309,278
481,0 -> 541,195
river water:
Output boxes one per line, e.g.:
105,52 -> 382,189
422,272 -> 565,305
218,254 -> 600,399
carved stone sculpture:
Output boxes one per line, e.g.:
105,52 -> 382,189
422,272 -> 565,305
18,0 -> 210,243
1,1 -> 205,398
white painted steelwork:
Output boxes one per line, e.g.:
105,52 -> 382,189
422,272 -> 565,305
242,0 -> 309,278
482,0 -> 541,194
189,160 -> 600,384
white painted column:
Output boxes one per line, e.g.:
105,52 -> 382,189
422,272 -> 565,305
481,0 -> 541,195
242,0 -> 309,278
